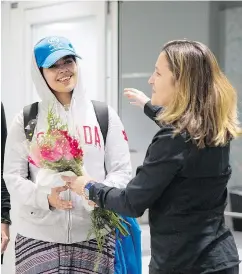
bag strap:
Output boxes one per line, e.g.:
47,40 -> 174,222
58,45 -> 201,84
91,100 -> 109,145
23,102 -> 39,141
91,100 -> 109,174
23,102 -> 39,179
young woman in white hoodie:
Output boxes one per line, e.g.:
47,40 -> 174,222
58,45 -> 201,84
4,36 -> 132,274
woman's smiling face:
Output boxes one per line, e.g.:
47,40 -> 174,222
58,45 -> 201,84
42,55 -> 78,93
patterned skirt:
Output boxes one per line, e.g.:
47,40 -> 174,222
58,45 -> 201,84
15,233 -> 115,274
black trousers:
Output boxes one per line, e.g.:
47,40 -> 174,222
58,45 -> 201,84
207,265 -> 239,274
149,265 -> 239,274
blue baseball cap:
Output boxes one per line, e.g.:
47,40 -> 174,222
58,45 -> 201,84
34,36 -> 81,68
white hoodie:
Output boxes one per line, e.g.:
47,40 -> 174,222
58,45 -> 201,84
3,54 -> 132,244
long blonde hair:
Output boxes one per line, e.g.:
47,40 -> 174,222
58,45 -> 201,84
157,40 -> 242,148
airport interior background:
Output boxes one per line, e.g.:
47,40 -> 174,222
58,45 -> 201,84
1,1 -> 242,273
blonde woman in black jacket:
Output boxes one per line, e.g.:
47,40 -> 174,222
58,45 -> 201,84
62,40 -> 242,274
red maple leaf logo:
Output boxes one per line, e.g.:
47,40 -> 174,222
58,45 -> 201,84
122,130 -> 128,141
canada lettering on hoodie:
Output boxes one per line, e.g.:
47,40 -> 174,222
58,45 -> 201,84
83,125 -> 101,147
3,53 -> 132,244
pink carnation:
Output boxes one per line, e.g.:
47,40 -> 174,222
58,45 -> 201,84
32,130 -> 83,164
40,144 -> 63,162
59,131 -> 82,160
28,156 -> 39,167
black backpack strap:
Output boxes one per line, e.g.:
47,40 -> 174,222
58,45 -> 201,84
91,100 -> 109,145
23,102 -> 39,180
23,102 -> 39,142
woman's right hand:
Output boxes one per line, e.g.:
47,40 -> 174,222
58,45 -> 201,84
47,186 -> 73,210
124,88 -> 150,108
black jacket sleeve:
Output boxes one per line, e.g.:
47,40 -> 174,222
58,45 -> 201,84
1,102 -> 11,224
89,127 -> 188,217
144,101 -> 163,127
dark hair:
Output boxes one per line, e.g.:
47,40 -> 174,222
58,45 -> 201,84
39,55 -> 76,94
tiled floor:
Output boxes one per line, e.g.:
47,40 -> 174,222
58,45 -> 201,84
141,224 -> 242,274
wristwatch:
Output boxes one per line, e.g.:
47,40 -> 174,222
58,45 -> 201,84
84,181 -> 95,199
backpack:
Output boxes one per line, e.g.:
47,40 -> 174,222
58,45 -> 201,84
23,100 -> 109,144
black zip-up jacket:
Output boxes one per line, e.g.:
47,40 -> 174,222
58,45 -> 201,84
90,102 -> 240,274
1,102 -> 11,224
